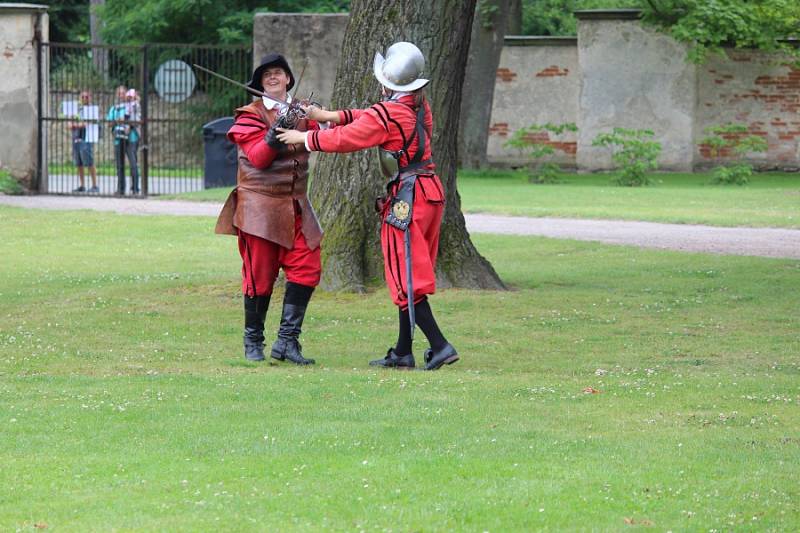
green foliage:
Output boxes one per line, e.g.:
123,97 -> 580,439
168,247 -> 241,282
711,164 -> 754,185
505,123 -> 578,183
641,0 -> 800,63
477,0 -> 501,30
700,124 -> 769,185
516,0 -> 799,65
0,170 -> 23,195
48,52 -> 108,92
592,128 -> 662,186
519,0 -> 632,36
98,0 -> 349,45
48,0 -> 90,43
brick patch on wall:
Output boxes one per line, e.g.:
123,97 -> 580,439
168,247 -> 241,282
520,132 -> 577,154
496,68 -> 517,82
536,65 -> 569,77
489,122 -> 509,137
698,128 -> 770,159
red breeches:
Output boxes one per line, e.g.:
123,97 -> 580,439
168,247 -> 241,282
238,213 -> 321,296
380,175 -> 445,309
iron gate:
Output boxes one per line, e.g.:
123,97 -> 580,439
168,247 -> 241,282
38,42 -> 252,196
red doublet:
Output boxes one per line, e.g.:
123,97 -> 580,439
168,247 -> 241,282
309,96 -> 445,308
228,110 -> 322,296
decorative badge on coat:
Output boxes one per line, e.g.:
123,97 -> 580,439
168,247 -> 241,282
392,200 -> 411,221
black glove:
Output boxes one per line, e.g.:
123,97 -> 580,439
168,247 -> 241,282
265,122 -> 284,150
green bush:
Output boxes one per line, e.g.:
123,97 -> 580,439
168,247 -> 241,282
711,163 -> 753,185
592,128 -> 662,186
700,124 -> 768,186
504,122 -> 577,184
0,169 -> 24,194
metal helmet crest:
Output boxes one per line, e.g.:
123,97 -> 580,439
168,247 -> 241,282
373,42 -> 430,92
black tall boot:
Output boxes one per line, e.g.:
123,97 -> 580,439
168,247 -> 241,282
243,294 -> 269,361
270,282 -> 315,365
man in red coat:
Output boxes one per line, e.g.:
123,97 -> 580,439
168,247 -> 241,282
278,42 -> 458,371
216,54 -> 323,365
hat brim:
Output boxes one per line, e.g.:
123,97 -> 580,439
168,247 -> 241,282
373,52 -> 429,92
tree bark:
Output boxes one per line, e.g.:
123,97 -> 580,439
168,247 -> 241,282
507,0 -> 522,35
310,0 -> 505,292
458,0 -> 511,170
89,0 -> 108,78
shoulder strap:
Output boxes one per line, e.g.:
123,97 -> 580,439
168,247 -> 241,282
398,104 -> 431,173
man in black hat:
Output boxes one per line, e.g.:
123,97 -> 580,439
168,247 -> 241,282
215,54 -> 324,365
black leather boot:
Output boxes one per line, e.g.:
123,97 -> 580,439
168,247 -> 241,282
369,348 -> 415,369
243,294 -> 269,361
270,283 -> 315,365
423,343 -> 459,371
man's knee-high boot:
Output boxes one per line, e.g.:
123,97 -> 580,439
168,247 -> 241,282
243,294 -> 269,361
270,282 -> 315,365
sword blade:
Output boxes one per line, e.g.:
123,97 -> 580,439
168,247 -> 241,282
192,63 -> 267,99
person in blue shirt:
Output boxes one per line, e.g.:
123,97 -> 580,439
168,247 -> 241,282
106,85 -> 141,195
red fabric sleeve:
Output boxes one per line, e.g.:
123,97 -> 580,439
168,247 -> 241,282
227,112 -> 280,169
337,109 -> 366,125
308,107 -> 388,153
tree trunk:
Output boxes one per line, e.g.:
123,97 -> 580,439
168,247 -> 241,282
507,0 -> 522,34
310,0 -> 505,292
457,0 -> 511,170
89,0 -> 108,78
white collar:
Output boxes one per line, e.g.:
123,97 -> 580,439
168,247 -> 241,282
387,91 -> 412,101
262,93 -> 292,110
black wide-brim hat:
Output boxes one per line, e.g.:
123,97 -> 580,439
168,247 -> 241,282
247,53 -> 295,93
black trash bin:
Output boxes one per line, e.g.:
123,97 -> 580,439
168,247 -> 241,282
202,117 -> 237,188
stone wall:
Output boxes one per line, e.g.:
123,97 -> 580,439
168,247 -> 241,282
575,10 -> 697,171
253,13 -> 348,105
251,11 -> 798,171
486,37 -> 579,167
696,51 -> 800,169
0,3 -> 48,189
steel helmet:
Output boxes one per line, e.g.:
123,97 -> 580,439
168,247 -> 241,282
373,42 -> 429,92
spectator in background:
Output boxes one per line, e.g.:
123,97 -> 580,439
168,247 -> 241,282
107,85 -> 141,195
69,90 -> 99,193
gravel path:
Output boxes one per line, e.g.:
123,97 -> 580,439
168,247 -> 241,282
2,194 -> 799,259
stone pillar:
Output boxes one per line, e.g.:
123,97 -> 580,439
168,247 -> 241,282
0,3 -> 48,190
576,10 -> 696,171
252,13 -> 349,107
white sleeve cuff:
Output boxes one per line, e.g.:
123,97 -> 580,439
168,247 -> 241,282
303,131 -> 312,152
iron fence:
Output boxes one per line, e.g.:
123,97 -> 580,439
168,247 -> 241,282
39,42 -> 252,196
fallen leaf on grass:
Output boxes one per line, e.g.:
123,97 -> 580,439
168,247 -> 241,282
582,387 -> 602,394
624,517 -> 653,526
34,524 -> 48,529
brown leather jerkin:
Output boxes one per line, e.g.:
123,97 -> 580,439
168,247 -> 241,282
215,99 -> 323,251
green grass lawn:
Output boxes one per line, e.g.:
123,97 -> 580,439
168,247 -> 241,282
49,163 -> 202,178
457,170 -> 800,229
1,206 -> 799,530
163,170 -> 800,228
